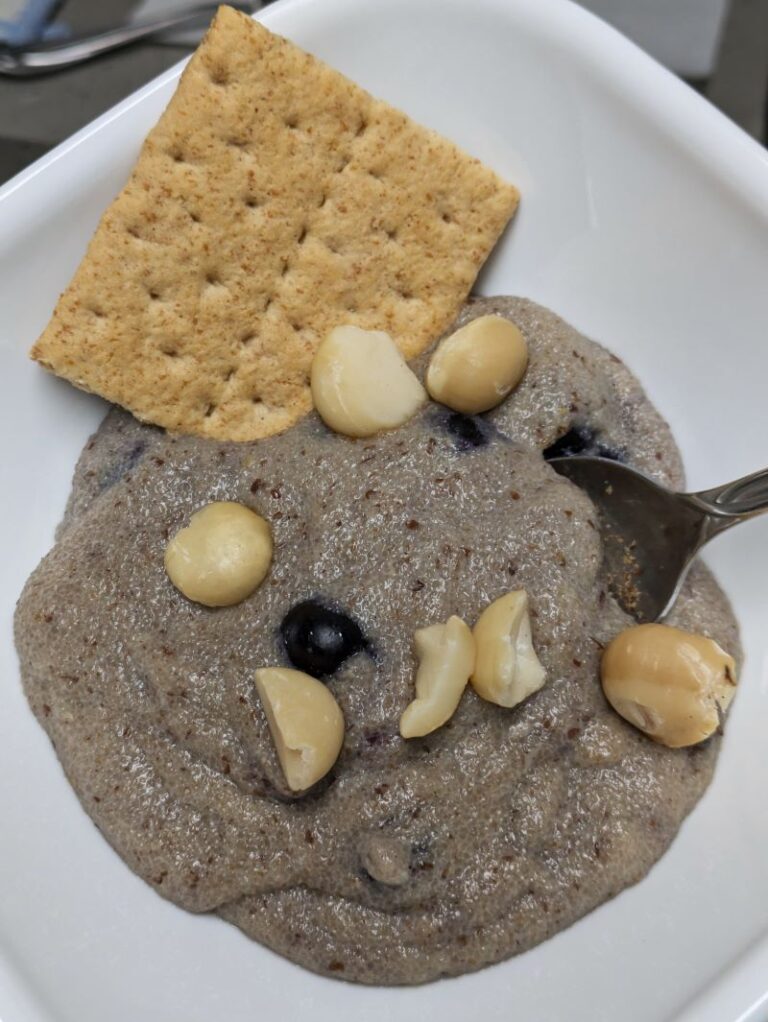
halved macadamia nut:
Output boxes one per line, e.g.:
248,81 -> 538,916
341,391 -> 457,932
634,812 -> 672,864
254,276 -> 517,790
399,615 -> 475,739
601,623 -> 737,748
311,325 -> 426,438
164,501 -> 272,607
254,667 -> 345,792
426,314 -> 528,414
471,590 -> 546,707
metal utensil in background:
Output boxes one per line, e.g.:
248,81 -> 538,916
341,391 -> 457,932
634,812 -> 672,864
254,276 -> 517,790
0,1 -> 259,76
550,456 -> 768,622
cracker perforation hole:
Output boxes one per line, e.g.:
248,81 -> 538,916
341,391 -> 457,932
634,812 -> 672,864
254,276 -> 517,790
127,226 -> 141,240
368,168 -> 382,181
147,288 -> 161,301
160,347 -> 178,358
168,148 -> 186,164
205,272 -> 223,288
209,66 -> 229,86
385,226 -> 399,241
297,225 -> 308,244
355,118 -> 368,137
336,155 -> 351,172
252,396 -> 263,405
244,196 -> 260,209
285,115 -> 299,130
241,332 -> 256,346
224,368 -> 236,382
394,286 -> 413,300
89,307 -> 105,319
228,137 -> 248,150
441,211 -> 453,224
317,193 -> 327,209
204,403 -> 216,418
280,261 -> 289,278
188,210 -> 201,224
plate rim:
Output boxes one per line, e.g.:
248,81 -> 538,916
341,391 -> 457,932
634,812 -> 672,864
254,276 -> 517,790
1,1 -> 767,1020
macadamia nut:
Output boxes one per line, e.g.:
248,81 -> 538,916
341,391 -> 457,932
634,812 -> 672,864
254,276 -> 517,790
471,591 -> 546,707
311,325 -> 426,438
601,623 -> 737,748
426,315 -> 528,414
165,501 -> 272,607
400,615 -> 475,738
255,667 -> 345,791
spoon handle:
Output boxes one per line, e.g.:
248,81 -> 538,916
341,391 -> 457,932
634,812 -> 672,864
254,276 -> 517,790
688,467 -> 768,535
0,3 -> 256,76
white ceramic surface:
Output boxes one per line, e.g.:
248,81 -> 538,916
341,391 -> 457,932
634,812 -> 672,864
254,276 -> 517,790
1,1 -> 767,1020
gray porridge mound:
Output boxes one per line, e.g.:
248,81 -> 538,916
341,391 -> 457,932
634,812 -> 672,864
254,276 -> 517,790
15,297 -> 740,984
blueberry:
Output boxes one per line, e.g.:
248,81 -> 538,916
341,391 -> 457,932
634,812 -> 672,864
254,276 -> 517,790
99,440 -> 147,491
445,412 -> 489,451
543,425 -> 623,462
280,599 -> 366,677
409,838 -> 435,874
595,442 -> 623,461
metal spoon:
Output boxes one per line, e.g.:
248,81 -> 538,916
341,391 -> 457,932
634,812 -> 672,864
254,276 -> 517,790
0,3 -> 259,77
549,456 -> 768,622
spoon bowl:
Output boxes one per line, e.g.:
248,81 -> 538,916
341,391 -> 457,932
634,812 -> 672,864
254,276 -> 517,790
549,456 -> 768,622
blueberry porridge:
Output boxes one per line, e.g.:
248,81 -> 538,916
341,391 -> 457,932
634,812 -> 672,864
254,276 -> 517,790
15,297 -> 740,983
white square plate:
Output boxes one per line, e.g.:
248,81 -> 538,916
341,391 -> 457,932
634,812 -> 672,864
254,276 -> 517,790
1,1 -> 767,1019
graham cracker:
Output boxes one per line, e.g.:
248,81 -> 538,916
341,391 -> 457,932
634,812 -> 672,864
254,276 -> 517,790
31,6 -> 519,441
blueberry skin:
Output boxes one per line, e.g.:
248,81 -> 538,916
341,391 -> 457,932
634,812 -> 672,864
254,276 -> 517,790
99,440 -> 147,491
445,412 -> 490,451
280,600 -> 367,677
543,425 -> 623,462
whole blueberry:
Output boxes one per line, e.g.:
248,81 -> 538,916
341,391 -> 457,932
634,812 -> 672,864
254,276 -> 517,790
280,600 -> 366,677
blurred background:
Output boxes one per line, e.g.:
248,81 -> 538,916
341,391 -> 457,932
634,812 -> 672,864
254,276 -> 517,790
0,0 -> 766,185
